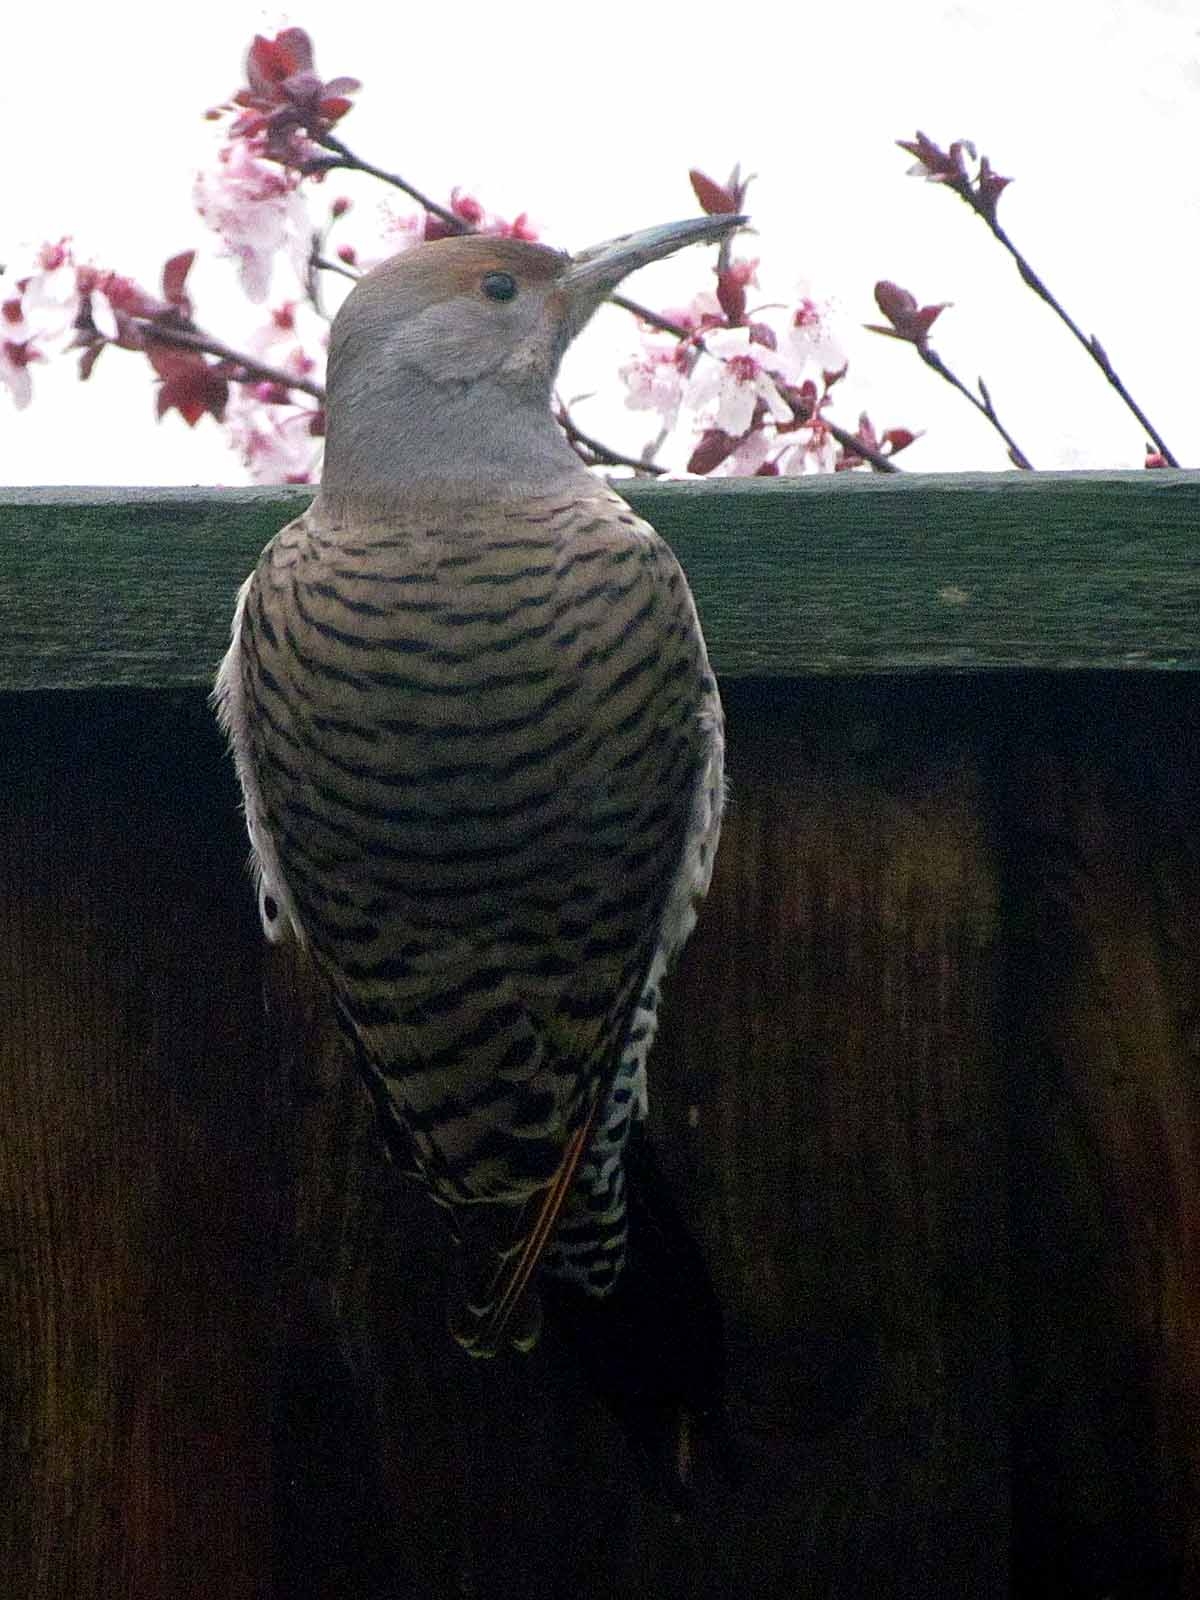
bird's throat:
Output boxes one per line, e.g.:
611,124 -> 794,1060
320,373 -> 592,512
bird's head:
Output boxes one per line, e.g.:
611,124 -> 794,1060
320,214 -> 746,507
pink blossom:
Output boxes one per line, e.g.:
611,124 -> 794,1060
17,257 -> 81,346
712,427 -> 773,477
775,428 -> 838,476
380,208 -> 427,255
0,341 -> 39,408
224,385 -> 325,482
422,190 -> 541,245
619,340 -> 693,430
247,301 -> 327,390
0,245 -> 84,406
656,291 -> 724,336
90,290 -> 120,342
194,140 -> 311,301
685,327 -> 792,436
781,294 -> 845,379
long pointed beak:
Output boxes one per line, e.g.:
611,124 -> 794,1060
561,214 -> 748,299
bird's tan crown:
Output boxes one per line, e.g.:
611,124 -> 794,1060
348,235 -> 569,317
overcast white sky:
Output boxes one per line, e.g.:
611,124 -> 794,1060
3,0 -> 1197,483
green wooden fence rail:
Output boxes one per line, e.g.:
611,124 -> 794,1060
2,471 -> 1198,692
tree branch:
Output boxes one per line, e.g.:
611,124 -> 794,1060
135,321 -> 327,404
980,212 -> 1178,467
312,135 -> 700,344
315,133 -> 465,232
556,406 -> 666,475
825,418 -> 901,473
915,344 -> 1033,469
908,137 -> 1180,467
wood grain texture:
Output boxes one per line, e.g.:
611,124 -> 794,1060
0,692 -> 277,1600
4,672 -> 1199,1597
3,472 -> 1199,691
1001,677 -> 1200,1597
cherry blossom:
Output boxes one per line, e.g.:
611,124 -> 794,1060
0,243 -> 84,406
686,328 -> 793,436
194,140 -> 312,301
776,428 -> 839,476
782,294 -> 845,377
0,341 -> 39,408
19,259 -> 82,347
1,26 -> 939,482
224,383 -> 325,482
713,428 -> 774,477
247,299 -> 325,378
423,189 -> 540,245
620,341 -> 694,431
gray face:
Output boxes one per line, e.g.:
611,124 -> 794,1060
318,216 -> 746,503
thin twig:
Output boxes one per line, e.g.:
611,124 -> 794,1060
981,213 -> 1178,466
315,133 -> 465,232
312,253 -> 361,283
825,419 -> 901,473
313,135 -> 698,343
608,295 -> 692,339
916,344 -> 1033,469
916,141 -> 1180,467
135,321 -> 327,403
556,407 -> 666,475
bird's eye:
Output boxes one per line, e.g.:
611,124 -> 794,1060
480,271 -> 518,303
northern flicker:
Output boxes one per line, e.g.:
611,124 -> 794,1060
214,214 -> 739,1484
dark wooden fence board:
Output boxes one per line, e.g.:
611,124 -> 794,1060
3,477 -> 1200,1597
0,692 -> 277,1599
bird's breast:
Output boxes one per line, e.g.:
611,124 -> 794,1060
242,503 -> 712,955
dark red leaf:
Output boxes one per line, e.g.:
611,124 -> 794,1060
317,96 -> 354,122
883,427 -> 917,453
687,428 -> 739,475
276,28 -> 314,71
162,250 -> 195,306
688,169 -> 737,216
145,342 -> 202,382
246,36 -> 290,94
869,281 -> 948,347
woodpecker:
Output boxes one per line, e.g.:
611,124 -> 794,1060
215,214 -> 739,1486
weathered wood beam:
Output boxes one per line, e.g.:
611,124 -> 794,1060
2,472 -> 1198,692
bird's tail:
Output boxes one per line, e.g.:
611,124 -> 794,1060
541,1125 -> 737,1498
